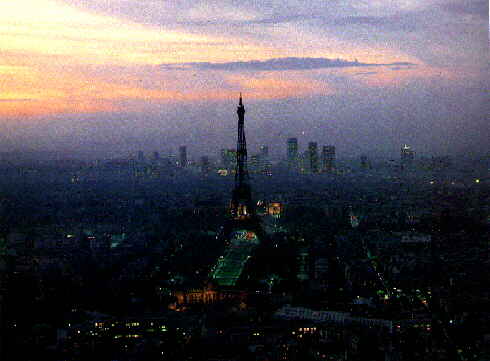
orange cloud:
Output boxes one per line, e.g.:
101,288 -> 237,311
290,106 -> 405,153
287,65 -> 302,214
225,72 -> 333,99
0,0 -> 440,120
346,65 -> 459,88
0,0 -> 281,67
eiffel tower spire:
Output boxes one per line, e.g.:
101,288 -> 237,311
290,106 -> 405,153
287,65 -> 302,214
231,94 -> 252,219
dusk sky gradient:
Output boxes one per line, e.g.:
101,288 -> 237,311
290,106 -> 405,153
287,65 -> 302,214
0,0 -> 488,160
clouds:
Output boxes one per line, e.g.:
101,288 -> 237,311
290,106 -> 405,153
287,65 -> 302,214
58,0 -> 487,69
0,0 -> 487,158
159,57 -> 416,71
440,0 -> 488,17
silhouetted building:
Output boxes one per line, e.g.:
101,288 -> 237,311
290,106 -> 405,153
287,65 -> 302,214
360,154 -> 369,169
322,145 -> 335,172
137,150 -> 145,162
221,149 -> 236,170
287,138 -> 298,171
200,156 -> 210,174
309,142 -> 319,173
179,146 -> 187,168
152,151 -> 160,161
250,145 -> 271,175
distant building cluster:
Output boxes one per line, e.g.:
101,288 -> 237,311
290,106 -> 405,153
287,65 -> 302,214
287,138 -> 336,174
128,141 -> 425,178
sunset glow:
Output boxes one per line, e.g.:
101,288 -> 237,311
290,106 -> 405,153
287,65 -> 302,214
0,0 -> 487,157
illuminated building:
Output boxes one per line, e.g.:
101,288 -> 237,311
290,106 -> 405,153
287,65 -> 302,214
287,138 -> 298,171
322,145 -> 335,172
308,142 -> 319,173
179,146 -> 187,168
221,148 -> 237,171
250,154 -> 259,173
400,144 -> 415,168
297,246 -> 310,281
267,202 -> 282,217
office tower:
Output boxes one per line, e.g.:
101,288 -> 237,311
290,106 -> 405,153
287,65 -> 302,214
360,154 -> 369,169
179,146 -> 187,168
401,144 -> 415,168
322,145 -> 336,172
152,151 -> 160,161
200,156 -> 210,174
137,150 -> 145,162
221,148 -> 237,170
250,154 -> 259,174
300,150 -> 310,173
258,145 -> 271,175
309,142 -> 319,173
287,138 -> 298,170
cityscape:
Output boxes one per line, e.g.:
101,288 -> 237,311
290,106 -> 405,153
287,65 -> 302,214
0,1 -> 488,361
0,95 -> 488,361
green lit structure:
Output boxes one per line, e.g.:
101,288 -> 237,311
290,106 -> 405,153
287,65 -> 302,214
210,230 -> 259,286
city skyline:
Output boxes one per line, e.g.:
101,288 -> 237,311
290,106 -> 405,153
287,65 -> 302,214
0,1 -> 488,159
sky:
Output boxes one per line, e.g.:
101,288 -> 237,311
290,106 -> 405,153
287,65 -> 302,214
0,0 -> 488,160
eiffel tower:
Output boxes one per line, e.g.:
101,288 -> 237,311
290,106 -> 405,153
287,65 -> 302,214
209,95 -> 262,288
230,94 -> 253,220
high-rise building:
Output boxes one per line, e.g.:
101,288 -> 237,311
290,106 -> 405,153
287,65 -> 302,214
360,154 -> 369,169
322,145 -> 336,172
137,150 -> 145,162
200,156 -> 210,174
308,142 -> 319,173
179,146 -> 187,168
401,144 -> 415,168
221,148 -> 237,170
287,138 -> 298,170
152,151 -> 160,161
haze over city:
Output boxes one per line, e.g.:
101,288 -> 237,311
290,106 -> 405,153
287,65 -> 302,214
1,0 -> 488,159
1,2 -> 490,360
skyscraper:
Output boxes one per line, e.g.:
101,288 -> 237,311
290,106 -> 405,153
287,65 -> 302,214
221,148 -> 237,171
287,138 -> 298,171
200,156 -> 210,174
179,146 -> 187,168
360,154 -> 369,169
137,150 -> 145,162
322,145 -> 336,172
308,142 -> 319,173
